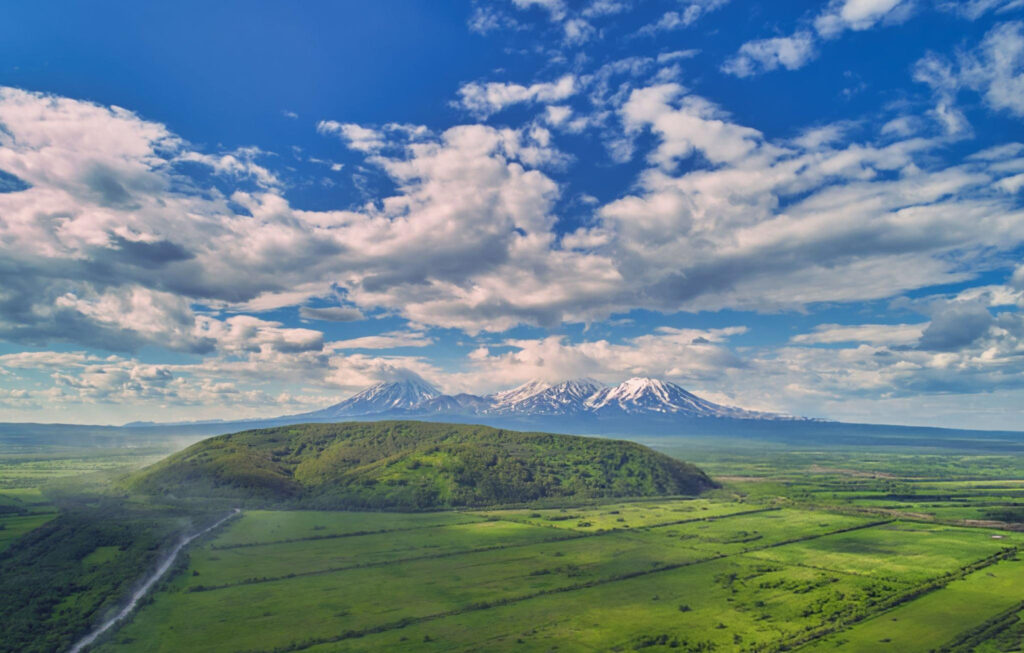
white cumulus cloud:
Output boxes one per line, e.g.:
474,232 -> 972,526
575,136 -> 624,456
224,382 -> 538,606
721,31 -> 817,77
456,75 -> 578,118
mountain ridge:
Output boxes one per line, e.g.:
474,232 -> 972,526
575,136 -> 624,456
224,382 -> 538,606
296,376 -> 802,422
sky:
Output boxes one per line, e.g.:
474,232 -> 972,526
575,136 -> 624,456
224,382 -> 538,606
1,0 -> 1023,429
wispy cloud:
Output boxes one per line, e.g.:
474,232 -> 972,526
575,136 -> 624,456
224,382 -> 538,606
636,0 -> 731,36
914,20 -> 1024,136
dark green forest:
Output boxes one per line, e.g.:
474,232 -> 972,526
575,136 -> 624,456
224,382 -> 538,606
127,421 -> 717,509
0,499 -> 217,653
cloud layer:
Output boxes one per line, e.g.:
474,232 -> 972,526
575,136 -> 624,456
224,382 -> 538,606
2,2 -> 1024,427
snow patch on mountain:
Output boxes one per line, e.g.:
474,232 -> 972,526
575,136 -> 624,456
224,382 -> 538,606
417,393 -> 493,414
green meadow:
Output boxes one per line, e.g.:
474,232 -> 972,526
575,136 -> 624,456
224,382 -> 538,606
95,501 -> 1020,653
211,509 -> 486,547
473,497 -> 758,531
803,556 -> 1024,652
6,437 -> 1024,652
744,521 -> 1024,583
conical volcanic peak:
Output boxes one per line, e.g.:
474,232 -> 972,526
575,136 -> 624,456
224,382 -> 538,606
304,376 -> 440,418
586,377 -> 765,418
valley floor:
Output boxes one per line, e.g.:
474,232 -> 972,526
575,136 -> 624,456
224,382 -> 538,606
6,440 -> 1024,652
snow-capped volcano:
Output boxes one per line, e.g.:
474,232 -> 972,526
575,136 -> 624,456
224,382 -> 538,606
585,377 -> 764,418
298,375 -> 796,423
303,376 -> 440,418
490,378 -> 605,415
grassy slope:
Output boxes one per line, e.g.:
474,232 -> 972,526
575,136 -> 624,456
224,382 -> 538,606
127,421 -> 717,509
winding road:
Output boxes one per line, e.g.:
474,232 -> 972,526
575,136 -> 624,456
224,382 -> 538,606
69,508 -> 239,653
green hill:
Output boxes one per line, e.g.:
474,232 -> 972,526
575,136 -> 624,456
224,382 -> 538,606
127,421 -> 717,509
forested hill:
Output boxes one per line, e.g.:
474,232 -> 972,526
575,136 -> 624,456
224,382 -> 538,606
127,421 -> 717,510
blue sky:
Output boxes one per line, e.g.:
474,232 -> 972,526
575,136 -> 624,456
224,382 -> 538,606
1,0 -> 1023,428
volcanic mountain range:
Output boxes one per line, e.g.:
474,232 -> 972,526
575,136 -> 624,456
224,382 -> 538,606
296,375 -> 800,421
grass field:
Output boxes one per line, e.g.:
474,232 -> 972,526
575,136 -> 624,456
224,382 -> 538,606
302,557 -> 889,653
802,556 -> 1024,652
211,509 -> 487,547
745,521 -> 1023,583
473,497 -> 760,531
94,502 -> 1011,653
6,440 -> 1024,651
0,451 -> 167,491
184,519 -> 574,588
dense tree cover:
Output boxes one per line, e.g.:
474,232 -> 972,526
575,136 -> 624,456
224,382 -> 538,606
0,499 -> 206,653
127,421 -> 717,509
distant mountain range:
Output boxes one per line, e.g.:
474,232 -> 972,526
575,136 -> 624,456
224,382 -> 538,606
8,372 -> 1024,454
294,376 -> 803,422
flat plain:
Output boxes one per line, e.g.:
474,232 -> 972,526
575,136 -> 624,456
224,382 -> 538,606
6,437 -> 1024,652
96,499 -> 1024,652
